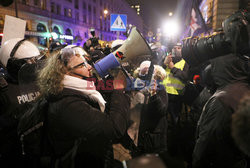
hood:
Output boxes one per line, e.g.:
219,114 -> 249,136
211,53 -> 249,89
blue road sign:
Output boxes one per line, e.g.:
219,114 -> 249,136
110,14 -> 127,31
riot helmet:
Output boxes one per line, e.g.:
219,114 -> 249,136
0,38 -> 41,79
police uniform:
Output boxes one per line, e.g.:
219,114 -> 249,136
0,38 -> 42,167
162,56 -> 189,160
0,75 -> 41,167
162,58 -> 189,123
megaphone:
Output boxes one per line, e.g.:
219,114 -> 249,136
94,27 -> 152,78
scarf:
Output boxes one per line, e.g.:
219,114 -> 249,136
63,75 -> 106,112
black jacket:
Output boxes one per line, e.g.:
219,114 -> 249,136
138,88 -> 168,154
193,54 -> 249,168
47,88 -> 130,168
0,76 -> 39,167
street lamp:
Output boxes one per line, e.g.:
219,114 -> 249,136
104,9 -> 108,15
163,20 -> 179,37
100,9 -> 109,40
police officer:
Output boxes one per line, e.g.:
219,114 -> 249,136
0,38 -> 42,167
162,43 -> 189,163
163,43 -> 189,123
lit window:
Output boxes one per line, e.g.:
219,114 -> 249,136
41,0 -> 46,10
68,8 -> 72,17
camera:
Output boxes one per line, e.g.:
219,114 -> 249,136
182,10 -> 250,67
89,28 -> 100,48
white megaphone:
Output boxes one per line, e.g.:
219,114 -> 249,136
94,27 -> 152,78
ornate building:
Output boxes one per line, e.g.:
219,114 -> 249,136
199,0 -> 248,31
0,0 -> 143,47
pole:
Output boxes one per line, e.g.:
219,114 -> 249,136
116,31 -> 119,39
15,0 -> 18,18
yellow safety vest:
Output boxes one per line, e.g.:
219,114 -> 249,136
162,59 -> 186,95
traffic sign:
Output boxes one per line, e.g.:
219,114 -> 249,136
110,14 -> 127,32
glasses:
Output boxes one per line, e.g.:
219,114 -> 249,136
71,61 -> 87,70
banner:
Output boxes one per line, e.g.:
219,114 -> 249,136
178,0 -> 208,38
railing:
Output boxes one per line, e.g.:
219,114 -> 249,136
12,3 -> 80,26
17,3 -> 50,18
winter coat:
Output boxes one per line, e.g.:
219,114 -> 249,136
47,88 -> 130,168
138,88 -> 168,154
193,54 -> 249,168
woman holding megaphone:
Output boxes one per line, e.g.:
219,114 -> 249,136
35,47 -> 131,167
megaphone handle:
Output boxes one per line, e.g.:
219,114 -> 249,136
120,65 -> 133,85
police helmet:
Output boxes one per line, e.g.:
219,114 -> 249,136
0,38 -> 40,67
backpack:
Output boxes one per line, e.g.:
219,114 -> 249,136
17,97 -> 50,157
17,95 -> 86,168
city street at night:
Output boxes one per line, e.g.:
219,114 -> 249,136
0,0 -> 250,168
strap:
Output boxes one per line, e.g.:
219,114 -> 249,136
10,39 -> 26,58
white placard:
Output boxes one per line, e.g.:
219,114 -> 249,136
2,15 -> 26,46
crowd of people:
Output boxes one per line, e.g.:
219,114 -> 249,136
0,11 -> 250,168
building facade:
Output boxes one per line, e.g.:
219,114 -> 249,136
0,0 -> 143,47
199,0 -> 247,31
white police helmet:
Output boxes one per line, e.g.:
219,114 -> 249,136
0,38 -> 40,67
111,40 -> 124,49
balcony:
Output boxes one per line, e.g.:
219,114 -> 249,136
7,3 -> 103,29
13,3 -> 79,25
17,3 -> 50,18
50,13 -> 75,24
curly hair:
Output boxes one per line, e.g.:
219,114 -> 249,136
38,50 -> 71,98
232,93 -> 250,156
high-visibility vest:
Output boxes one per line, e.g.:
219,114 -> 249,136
162,59 -> 186,95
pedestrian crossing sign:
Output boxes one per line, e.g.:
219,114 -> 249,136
110,14 -> 127,31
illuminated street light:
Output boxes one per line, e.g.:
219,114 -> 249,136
163,20 -> 179,37
169,12 -> 173,16
104,9 -> 108,15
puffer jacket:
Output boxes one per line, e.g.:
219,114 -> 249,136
47,88 -> 130,168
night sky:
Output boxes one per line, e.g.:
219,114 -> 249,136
127,0 -> 178,33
